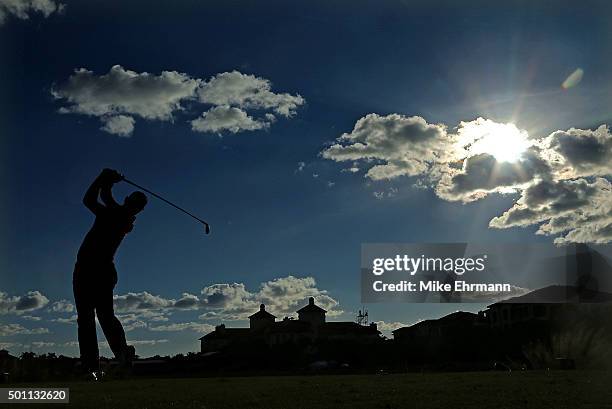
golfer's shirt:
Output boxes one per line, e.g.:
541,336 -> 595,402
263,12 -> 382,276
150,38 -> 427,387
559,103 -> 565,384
76,204 -> 135,273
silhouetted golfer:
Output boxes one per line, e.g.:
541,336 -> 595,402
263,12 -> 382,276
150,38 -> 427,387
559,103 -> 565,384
73,168 -> 147,375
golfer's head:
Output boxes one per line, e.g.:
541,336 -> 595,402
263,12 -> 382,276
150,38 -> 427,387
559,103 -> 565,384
124,191 -> 147,214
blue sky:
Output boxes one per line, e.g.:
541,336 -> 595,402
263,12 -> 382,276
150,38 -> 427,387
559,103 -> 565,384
1,0 -> 611,356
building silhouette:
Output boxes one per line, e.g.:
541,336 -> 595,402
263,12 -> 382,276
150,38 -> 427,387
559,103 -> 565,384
199,297 -> 380,353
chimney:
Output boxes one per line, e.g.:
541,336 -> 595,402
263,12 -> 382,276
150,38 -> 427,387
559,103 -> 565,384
260,304 -> 265,311
215,324 -> 225,334
308,297 -> 314,305
370,322 -> 377,331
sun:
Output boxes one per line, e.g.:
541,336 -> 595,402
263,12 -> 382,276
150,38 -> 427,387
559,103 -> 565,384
457,118 -> 531,163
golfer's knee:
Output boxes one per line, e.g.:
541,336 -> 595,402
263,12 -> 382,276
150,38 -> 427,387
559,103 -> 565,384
97,310 -> 119,326
76,311 -> 94,326
96,310 -> 112,324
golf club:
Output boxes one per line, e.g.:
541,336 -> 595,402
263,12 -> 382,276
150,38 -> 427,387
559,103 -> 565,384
121,176 -> 210,234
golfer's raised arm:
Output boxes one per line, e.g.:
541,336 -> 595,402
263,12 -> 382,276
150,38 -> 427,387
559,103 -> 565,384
100,177 -> 120,208
83,172 -> 106,214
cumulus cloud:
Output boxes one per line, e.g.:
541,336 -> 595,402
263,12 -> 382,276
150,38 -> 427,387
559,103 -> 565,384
0,291 -> 49,314
149,322 -> 214,333
100,115 -> 135,137
198,275 -> 342,321
321,114 -> 612,244
48,299 -> 74,313
113,291 -> 175,312
52,65 -> 200,135
129,339 -> 168,346
0,0 -> 63,25
51,314 -> 77,324
0,323 -> 49,336
435,149 -> 550,203
490,178 -> 612,244
197,71 -> 304,117
321,114 -> 450,180
543,125 -> 612,178
375,321 -> 411,332
191,105 -> 268,134
52,66 -> 304,136
106,275 -> 341,325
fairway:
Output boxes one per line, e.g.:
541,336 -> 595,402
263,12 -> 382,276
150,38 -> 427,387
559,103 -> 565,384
7,371 -> 612,409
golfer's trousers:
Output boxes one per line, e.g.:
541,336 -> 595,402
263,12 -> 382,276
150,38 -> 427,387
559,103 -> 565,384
73,262 -> 127,371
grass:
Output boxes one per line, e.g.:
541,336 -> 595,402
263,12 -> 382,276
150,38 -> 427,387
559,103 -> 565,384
7,370 -> 612,409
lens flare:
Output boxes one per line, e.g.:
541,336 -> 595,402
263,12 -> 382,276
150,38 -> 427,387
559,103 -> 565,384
562,68 -> 584,89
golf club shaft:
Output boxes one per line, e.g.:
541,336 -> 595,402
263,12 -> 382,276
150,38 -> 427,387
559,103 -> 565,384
122,178 -> 210,229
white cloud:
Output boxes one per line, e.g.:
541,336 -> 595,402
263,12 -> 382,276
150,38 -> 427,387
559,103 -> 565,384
53,66 -> 304,136
197,71 -> 304,117
0,291 -> 49,314
123,320 -> 147,332
113,291 -> 175,312
51,314 -> 77,324
191,105 -> 268,134
375,321 -> 411,332
197,275 -> 342,320
100,115 -> 135,137
106,275 -> 341,325
129,339 -> 169,346
489,177 -> 612,244
0,0 -> 63,25
52,65 -> 200,135
30,341 -> 55,349
149,322 -> 214,333
2,276 -> 340,336
0,323 -> 49,336
48,299 -> 74,313
321,114 -> 450,180
543,125 -> 612,179
322,114 -> 612,244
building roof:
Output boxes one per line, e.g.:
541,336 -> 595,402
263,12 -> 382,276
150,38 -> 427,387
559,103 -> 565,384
297,297 -> 327,314
248,304 -> 276,319
488,285 -> 612,307
392,311 -> 479,334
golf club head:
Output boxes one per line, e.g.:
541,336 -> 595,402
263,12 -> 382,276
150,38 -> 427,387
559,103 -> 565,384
204,223 -> 210,235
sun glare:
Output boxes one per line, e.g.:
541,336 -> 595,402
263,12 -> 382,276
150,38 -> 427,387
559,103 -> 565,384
458,119 -> 530,163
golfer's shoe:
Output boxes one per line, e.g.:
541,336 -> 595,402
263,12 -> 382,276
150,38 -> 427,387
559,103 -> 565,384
84,370 -> 105,382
